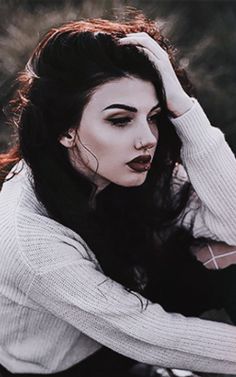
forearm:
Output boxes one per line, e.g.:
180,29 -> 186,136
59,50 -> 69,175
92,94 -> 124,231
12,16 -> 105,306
77,311 -> 236,374
30,259 -> 236,374
171,99 -> 236,244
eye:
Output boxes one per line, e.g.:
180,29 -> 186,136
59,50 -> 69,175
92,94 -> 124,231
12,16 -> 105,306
148,113 -> 161,124
108,117 -> 132,128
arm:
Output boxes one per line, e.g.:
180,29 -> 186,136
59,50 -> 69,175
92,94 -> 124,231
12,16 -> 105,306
119,32 -> 236,245
27,241 -> 236,374
170,100 -> 236,244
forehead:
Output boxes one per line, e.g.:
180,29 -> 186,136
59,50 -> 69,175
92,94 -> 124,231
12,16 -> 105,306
86,77 -> 158,111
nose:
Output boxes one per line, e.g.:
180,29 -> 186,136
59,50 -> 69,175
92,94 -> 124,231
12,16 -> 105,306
134,121 -> 158,151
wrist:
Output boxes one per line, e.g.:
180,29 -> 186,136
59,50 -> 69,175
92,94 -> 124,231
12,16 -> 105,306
168,95 -> 194,118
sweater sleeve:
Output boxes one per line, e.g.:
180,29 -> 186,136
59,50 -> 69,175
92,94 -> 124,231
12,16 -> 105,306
27,244 -> 236,374
170,98 -> 236,245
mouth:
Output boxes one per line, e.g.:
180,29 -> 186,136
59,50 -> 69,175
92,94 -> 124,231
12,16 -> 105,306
126,155 -> 152,173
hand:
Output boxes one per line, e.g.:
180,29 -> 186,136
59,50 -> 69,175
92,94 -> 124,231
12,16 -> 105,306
119,32 -> 193,117
194,242 -> 236,324
194,242 -> 236,270
146,229 -> 225,317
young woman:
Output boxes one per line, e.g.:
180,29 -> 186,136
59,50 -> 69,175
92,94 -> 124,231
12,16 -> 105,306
0,12 -> 236,376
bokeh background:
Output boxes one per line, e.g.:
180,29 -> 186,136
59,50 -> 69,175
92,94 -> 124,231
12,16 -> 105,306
0,0 -> 236,154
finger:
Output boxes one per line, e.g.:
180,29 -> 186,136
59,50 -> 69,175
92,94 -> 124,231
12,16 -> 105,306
136,46 -> 162,70
126,32 -> 148,37
119,37 -> 164,61
119,34 -> 168,60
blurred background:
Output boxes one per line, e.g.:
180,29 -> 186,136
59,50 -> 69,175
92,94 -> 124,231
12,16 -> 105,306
0,0 -> 236,154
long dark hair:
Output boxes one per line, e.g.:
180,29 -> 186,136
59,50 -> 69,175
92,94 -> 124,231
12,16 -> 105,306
1,12 -> 214,312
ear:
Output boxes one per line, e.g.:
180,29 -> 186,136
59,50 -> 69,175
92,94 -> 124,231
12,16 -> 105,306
59,129 -> 77,148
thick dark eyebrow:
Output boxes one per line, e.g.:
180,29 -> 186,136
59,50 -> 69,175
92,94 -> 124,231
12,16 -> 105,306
102,103 -> 160,113
102,104 -> 137,112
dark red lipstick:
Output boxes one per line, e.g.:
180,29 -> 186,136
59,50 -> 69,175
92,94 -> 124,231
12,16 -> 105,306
127,155 -> 152,172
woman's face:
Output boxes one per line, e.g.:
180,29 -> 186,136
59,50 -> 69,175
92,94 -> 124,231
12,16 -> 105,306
61,77 -> 160,192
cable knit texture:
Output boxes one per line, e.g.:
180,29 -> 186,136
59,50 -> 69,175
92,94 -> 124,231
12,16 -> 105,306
0,99 -> 236,374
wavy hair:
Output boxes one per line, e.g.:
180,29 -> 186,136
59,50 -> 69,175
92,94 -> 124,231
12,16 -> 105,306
1,11 -> 217,315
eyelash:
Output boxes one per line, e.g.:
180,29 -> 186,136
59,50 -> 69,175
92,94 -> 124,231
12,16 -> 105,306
109,117 -> 131,127
108,113 -> 161,128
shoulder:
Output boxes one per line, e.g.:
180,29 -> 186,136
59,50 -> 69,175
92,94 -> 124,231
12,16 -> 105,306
1,161 -> 98,274
15,200 -> 97,274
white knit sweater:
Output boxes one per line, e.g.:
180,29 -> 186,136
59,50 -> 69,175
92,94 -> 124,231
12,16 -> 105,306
0,99 -> 236,374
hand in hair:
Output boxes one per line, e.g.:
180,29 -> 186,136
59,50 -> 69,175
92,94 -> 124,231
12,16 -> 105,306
119,32 -> 193,117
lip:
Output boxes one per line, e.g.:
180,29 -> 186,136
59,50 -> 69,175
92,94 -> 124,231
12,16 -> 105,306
127,154 -> 152,173
128,155 -> 152,164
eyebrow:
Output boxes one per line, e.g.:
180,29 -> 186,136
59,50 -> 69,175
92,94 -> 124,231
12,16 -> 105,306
102,103 -> 161,112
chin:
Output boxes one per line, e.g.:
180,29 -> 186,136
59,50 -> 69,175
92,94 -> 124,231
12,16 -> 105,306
116,174 -> 147,187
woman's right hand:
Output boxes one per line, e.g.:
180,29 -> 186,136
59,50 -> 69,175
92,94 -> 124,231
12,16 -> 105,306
118,32 -> 193,117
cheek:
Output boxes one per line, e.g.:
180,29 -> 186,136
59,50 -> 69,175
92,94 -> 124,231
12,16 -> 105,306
78,128 -> 121,165
82,126 -> 129,153
78,126 -> 107,153
90,136 -> 116,157
78,122 -> 134,168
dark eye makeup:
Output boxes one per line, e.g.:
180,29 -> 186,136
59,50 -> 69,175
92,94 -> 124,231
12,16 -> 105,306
109,117 -> 132,127
108,112 -> 161,128
147,113 -> 162,123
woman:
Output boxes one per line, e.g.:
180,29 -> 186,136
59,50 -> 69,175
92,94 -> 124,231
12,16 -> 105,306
0,11 -> 236,376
